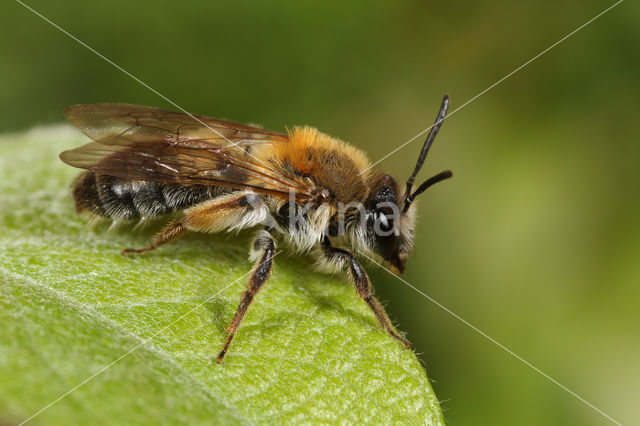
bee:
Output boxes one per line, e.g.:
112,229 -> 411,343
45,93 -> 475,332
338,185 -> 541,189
60,95 -> 452,362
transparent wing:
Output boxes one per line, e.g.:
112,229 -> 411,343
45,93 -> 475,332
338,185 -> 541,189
64,103 -> 289,146
60,103 -> 311,199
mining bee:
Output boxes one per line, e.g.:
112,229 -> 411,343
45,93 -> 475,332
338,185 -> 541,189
60,95 -> 452,362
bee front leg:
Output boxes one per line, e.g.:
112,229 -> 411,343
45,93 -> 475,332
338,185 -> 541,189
321,237 -> 411,348
217,230 -> 275,363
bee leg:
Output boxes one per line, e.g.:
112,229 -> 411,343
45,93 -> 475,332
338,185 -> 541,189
217,230 -> 275,363
321,237 -> 411,348
123,191 -> 267,258
122,220 -> 188,256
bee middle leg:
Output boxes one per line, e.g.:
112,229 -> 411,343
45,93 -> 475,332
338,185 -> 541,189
321,237 -> 411,348
217,230 -> 275,362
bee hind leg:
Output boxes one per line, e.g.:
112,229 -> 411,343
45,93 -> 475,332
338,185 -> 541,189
123,190 -> 266,257
321,237 -> 411,348
122,219 -> 188,256
217,230 -> 275,363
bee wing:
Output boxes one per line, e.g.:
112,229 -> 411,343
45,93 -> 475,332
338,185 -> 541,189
61,103 -> 311,199
64,103 -> 289,146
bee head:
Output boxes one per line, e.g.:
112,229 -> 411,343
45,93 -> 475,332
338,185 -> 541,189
364,174 -> 415,273
364,94 -> 453,273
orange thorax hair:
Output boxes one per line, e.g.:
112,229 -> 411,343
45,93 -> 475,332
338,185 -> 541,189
266,126 -> 372,203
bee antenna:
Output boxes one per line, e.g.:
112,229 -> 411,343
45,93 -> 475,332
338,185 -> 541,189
403,170 -> 453,213
403,94 -> 450,211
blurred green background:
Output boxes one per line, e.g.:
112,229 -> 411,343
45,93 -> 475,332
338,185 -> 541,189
2,0 -> 638,424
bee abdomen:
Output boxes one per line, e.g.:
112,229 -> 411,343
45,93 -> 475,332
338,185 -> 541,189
71,171 -> 107,216
71,172 -> 220,221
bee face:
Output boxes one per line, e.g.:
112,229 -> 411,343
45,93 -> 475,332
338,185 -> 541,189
364,173 -> 416,273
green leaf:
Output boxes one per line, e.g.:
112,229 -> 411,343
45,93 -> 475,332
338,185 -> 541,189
0,126 -> 443,425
